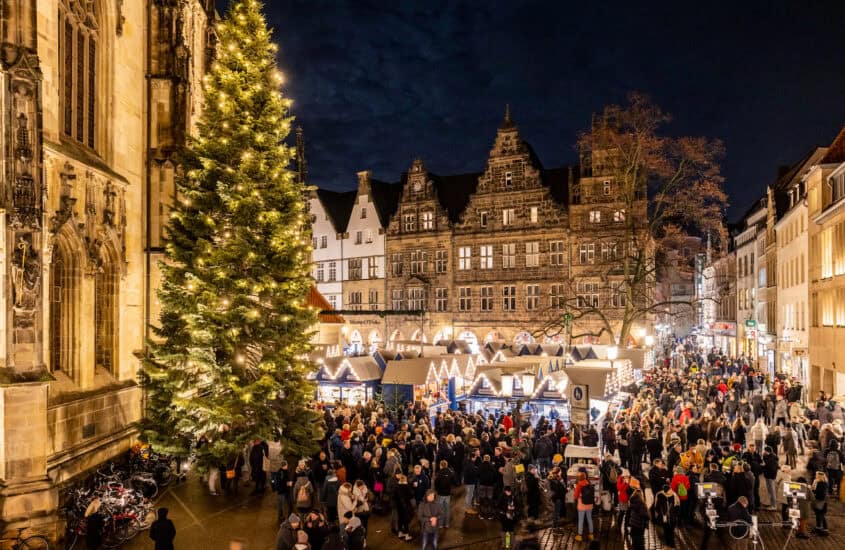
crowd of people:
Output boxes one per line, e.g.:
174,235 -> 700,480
241,344 -> 845,550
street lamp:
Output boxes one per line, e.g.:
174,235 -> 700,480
501,373 -> 514,398
607,345 -> 618,369
521,371 -> 536,396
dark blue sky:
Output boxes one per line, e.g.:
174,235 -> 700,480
221,0 -> 845,220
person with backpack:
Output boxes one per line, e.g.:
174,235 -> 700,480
669,466 -> 690,527
811,471 -> 830,535
653,484 -> 679,549
573,471 -> 595,542
292,466 -> 314,514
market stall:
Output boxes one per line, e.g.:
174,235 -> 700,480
310,356 -> 383,405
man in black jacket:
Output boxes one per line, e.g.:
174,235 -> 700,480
149,508 -> 176,550
477,455 -> 498,520
762,447 -> 779,509
434,460 -> 457,528
741,443 -> 764,511
627,481 -> 649,550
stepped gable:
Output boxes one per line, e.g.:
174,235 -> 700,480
315,188 -> 356,232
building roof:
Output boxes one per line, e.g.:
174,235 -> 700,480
382,358 -> 437,385
429,172 -> 481,223
541,167 -> 574,205
821,125 -> 845,164
315,188 -> 356,233
307,286 -> 344,323
369,179 -> 403,227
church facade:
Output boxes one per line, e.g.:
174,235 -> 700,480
0,0 -> 214,537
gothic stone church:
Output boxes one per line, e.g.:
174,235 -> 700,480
0,0 -> 213,537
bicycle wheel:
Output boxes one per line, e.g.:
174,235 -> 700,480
115,517 -> 141,542
19,535 -> 50,550
64,530 -> 79,550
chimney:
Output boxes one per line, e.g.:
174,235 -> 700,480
357,170 -> 372,195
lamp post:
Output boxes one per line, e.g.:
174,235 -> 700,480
607,345 -> 618,369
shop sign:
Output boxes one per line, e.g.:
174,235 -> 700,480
746,329 -> 757,339
570,384 -> 589,410
745,319 -> 757,328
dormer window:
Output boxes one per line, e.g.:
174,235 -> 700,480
505,172 -> 513,188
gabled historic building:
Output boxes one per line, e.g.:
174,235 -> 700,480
808,126 -> 845,397
313,109 -> 650,354
0,0 -> 214,537
308,188 -> 354,311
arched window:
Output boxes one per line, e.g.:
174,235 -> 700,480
95,249 -> 119,374
50,242 -> 80,378
58,0 -> 98,149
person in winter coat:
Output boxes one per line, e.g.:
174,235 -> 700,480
275,461 -> 294,523
292,468 -> 314,513
811,471 -> 829,534
344,516 -> 367,550
336,482 -> 356,531
392,475 -> 414,541
149,508 -> 176,550
352,480 -> 371,532
497,486 -> 521,546
669,467 -> 691,527
463,451 -> 480,509
782,425 -> 798,469
319,470 -> 340,523
249,439 -> 270,494
274,514 -> 301,550
548,468 -> 566,527
573,471 -> 594,542
434,460 -> 457,528
409,463 -> 431,504
653,484 -> 679,549
525,465 -> 543,520
302,511 -> 329,550
627,480 -> 649,550
616,471 -> 631,533
749,419 -> 768,451
417,490 -> 442,550
762,447 -> 779,508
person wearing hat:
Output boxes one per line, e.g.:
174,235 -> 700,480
293,529 -> 310,550
344,516 -> 366,550
275,513 -> 301,550
627,478 -> 649,550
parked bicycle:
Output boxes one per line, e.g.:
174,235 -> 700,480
1,527 -> 50,550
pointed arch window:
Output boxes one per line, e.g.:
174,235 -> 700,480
50,242 -> 80,378
95,249 -> 119,374
58,0 -> 98,150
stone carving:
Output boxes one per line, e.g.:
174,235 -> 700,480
103,182 -> 116,226
11,234 -> 41,327
11,113 -> 38,228
51,163 -> 78,233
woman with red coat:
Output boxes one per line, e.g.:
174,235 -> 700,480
616,470 -> 631,533
669,467 -> 691,527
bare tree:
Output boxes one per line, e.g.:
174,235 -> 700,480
537,93 -> 727,347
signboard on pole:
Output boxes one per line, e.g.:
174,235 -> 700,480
745,319 -> 757,328
570,409 -> 589,426
570,384 -> 589,410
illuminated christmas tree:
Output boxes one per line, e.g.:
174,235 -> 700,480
141,0 -> 321,468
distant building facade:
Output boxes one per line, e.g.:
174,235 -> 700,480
308,111 -> 650,352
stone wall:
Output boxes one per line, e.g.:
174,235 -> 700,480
46,385 -> 141,486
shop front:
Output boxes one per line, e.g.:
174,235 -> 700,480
710,322 -> 737,357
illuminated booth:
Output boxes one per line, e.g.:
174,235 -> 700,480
309,356 -> 383,405
381,355 -> 477,412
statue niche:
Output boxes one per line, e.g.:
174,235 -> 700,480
11,234 -> 41,327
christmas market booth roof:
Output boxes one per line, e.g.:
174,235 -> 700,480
311,356 -> 382,383
382,358 -> 439,386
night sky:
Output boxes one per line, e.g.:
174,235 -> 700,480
220,0 -> 845,221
